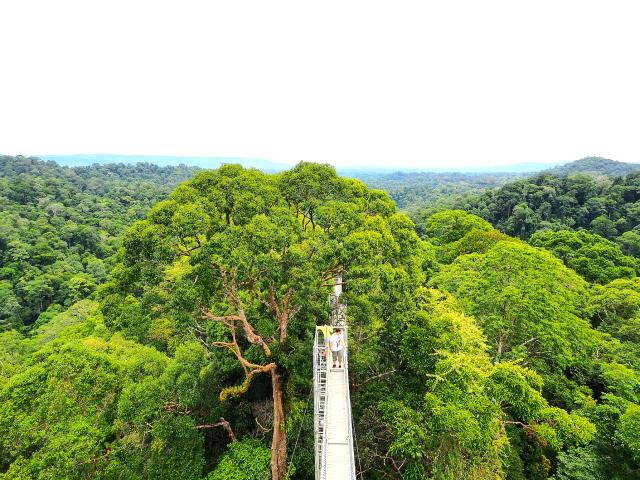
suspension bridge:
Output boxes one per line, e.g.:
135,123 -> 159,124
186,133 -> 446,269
313,277 -> 357,480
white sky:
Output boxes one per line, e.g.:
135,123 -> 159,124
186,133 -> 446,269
1,1 -> 639,168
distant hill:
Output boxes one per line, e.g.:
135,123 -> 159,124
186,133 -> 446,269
339,161 -> 563,175
40,153 -> 290,172
37,154 -> 564,174
544,156 -> 640,176
27,153 -> 640,177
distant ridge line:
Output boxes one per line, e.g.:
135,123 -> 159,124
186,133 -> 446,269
37,154 -> 564,174
18,154 -> 640,176
39,153 -> 290,172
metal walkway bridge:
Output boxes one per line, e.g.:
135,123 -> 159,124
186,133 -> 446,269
313,278 -> 357,480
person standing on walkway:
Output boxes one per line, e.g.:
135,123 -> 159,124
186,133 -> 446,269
328,328 -> 345,368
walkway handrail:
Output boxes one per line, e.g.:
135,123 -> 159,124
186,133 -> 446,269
314,324 -> 357,480
313,326 -> 329,480
342,327 -> 357,479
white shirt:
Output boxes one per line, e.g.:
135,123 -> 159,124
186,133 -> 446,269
329,332 -> 344,352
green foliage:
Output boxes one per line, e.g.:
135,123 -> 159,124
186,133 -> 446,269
0,330 -> 28,384
0,155 -> 199,327
601,363 -> 640,404
617,230 -> 640,256
0,300 -> 208,479
590,215 -> 618,239
579,395 -> 640,479
551,446 -> 607,480
382,291 -> 507,478
279,162 -> 346,229
371,289 -> 596,479
0,281 -> 21,330
617,405 -> 640,462
206,439 -> 271,480
425,211 -> 640,478
438,227 -> 515,263
589,278 -> 640,336
530,230 -> 637,284
424,209 -> 493,245
3,156 -> 640,480
545,157 -> 640,177
430,240 -> 597,372
97,162 -> 436,479
588,278 -> 640,377
425,170 -> 640,254
354,170 -> 526,216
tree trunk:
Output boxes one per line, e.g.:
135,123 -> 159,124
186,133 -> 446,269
279,313 -> 289,344
271,367 -> 287,480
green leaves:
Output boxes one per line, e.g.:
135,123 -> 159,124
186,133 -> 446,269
5,154 -> 640,479
206,439 -> 270,480
382,288 -> 594,479
486,363 -> 546,420
601,363 -> 640,404
532,408 -> 595,450
379,400 -> 428,461
438,227 -> 515,264
424,209 -> 493,246
530,230 -> 638,284
190,164 -> 279,226
0,156 -> 200,327
0,325 -> 208,480
431,240 -> 596,370
617,405 -> 640,462
419,209 -> 640,478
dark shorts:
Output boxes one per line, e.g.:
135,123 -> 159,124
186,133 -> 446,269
331,350 -> 344,363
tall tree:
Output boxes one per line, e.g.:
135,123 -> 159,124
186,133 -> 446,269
99,163 -> 414,478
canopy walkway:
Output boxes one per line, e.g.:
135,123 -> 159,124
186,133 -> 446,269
313,278 -> 357,480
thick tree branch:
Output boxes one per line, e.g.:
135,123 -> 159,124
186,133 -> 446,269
261,286 -> 301,343
195,417 -> 237,442
204,258 -> 290,478
200,311 -> 242,324
206,264 -> 273,357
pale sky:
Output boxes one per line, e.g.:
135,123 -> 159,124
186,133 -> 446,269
2,1 -> 639,168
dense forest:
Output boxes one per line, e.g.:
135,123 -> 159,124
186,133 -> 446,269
358,157 -> 640,223
412,159 -> 640,257
545,157 -> 640,177
1,157 -> 639,479
0,155 -> 200,329
454,171 -> 640,243
352,171 -> 526,213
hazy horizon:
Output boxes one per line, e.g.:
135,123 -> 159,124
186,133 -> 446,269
7,152 -> 573,172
